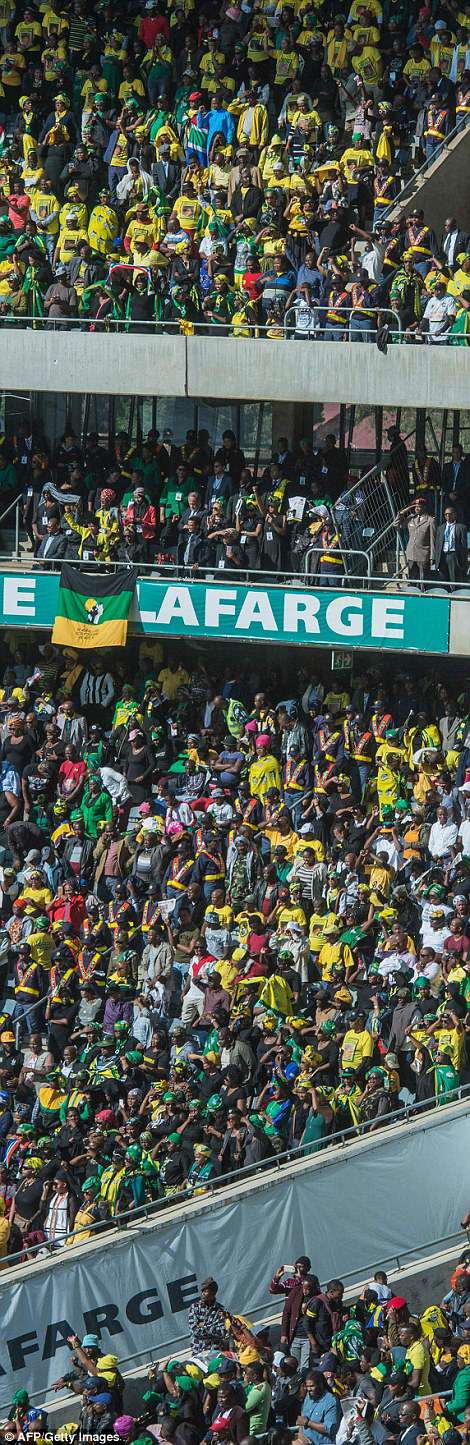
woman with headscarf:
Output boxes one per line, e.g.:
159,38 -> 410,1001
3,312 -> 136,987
115,157 -> 153,206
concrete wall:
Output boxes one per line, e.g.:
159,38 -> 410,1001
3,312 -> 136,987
387,124 -> 470,233
1,328 -> 470,407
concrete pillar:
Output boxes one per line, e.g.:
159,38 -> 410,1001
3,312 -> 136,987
271,401 -> 317,451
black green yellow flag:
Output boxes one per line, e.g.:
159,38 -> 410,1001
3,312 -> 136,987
51,564 -> 135,649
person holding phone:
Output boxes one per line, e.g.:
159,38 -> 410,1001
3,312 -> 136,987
269,1257 -> 320,1352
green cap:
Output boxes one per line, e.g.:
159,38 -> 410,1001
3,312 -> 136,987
82,1175 -> 101,1194
126,1144 -> 142,1163
167,1132 -> 181,1144
206,1093 -> 223,1112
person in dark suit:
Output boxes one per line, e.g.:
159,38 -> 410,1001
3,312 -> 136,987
397,1401 -> 426,1445
36,516 -> 68,562
152,144 -> 181,204
435,505 -> 468,582
205,459 -> 235,510
442,217 -> 468,270
442,444 -> 470,524
176,517 -> 206,569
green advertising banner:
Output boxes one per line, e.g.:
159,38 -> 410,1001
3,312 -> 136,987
0,571 -> 450,654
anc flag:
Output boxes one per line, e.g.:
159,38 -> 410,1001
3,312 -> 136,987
51,564 -> 135,649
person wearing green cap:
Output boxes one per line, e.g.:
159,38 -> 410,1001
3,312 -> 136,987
66,1176 -> 102,1246
158,1134 -> 188,1193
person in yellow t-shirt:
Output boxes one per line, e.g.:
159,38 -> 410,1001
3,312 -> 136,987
172,187 -> 203,235
118,70 -> 146,104
429,1013 -> 465,1071
54,213 -> 88,266
349,0 -> 382,21
351,43 -> 382,87
403,48 -> 431,84
271,39 -> 299,87
21,879 -> 53,914
157,661 -> 190,700
340,136 -> 374,182
341,1014 -> 374,1071
400,1325 -> 431,1396
15,9 -> 42,50
41,6 -> 69,36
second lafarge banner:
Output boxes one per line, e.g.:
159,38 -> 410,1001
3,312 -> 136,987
0,1108 -> 468,1409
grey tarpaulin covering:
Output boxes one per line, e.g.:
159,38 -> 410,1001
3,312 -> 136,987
0,1105 -> 469,1408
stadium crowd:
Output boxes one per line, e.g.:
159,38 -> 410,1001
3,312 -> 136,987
0,0 -> 468,338
5,1250 -> 470,1441
0,631 -> 465,1260
1,417 -> 470,582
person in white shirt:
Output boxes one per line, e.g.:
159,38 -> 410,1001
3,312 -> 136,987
422,282 -> 456,343
428,806 -> 458,860
420,908 -> 450,953
99,765 -> 131,805
419,895 -> 453,946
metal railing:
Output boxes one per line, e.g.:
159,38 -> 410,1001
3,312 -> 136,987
1,535 -> 470,593
0,307 -> 467,346
0,490 -> 22,558
303,546 -> 372,579
282,304 -> 401,340
4,1084 -> 469,1272
0,309 -> 430,343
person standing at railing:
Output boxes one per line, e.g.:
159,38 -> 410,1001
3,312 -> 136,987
349,275 -> 378,342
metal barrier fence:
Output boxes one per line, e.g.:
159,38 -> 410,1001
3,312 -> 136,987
0,308 -> 442,342
0,527 -> 469,592
282,305 -> 401,341
331,432 -> 416,575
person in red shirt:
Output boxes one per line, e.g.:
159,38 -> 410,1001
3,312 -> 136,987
47,880 -> 86,935
8,179 -> 30,231
443,917 -> 470,967
138,2 -> 170,49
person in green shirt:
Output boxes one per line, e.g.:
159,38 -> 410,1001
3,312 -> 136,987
243,1362 -> 272,1434
81,775 -> 113,837
159,463 -> 193,524
446,1354 -> 470,1421
434,1048 -> 460,1104
132,444 -> 162,497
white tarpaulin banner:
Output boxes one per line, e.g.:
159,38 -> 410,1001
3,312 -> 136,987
0,1108 -> 468,1409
